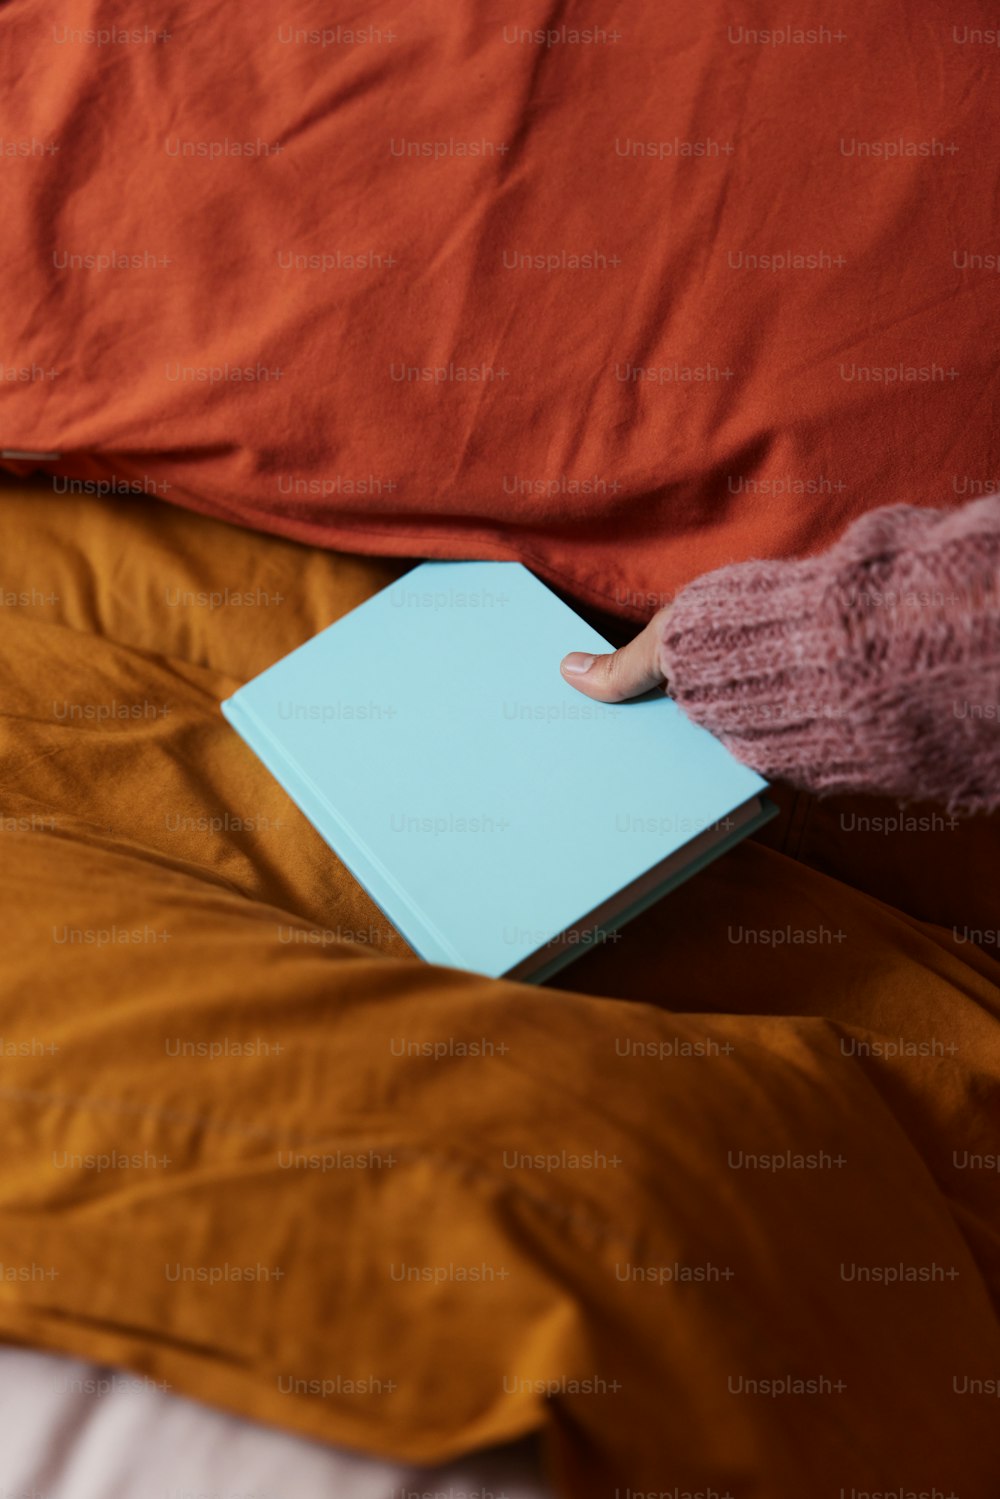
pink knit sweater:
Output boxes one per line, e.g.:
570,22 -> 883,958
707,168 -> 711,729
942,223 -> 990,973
658,493 -> 1000,813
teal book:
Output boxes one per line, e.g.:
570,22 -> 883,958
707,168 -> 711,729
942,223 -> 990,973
221,560 -> 775,984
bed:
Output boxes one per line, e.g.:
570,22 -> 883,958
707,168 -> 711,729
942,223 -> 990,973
2,0 -> 1000,1491
0,478 -> 998,1495
0,1348 -> 548,1499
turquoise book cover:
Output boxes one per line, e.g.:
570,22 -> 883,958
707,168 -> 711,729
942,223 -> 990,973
222,560 -> 773,981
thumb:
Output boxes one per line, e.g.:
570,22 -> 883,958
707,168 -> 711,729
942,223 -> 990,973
559,607 -> 670,703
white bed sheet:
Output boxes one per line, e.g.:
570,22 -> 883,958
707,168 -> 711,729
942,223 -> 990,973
0,1347 -> 551,1499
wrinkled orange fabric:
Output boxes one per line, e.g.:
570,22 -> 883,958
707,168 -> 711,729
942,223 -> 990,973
1,478 -> 999,1496
3,1 -> 1000,619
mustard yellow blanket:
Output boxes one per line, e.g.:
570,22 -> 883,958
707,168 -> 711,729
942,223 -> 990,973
1,480 -> 999,1495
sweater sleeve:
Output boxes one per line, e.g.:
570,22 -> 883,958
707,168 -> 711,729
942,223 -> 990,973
657,493 -> 1000,813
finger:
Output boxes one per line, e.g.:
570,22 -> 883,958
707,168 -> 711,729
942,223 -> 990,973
559,612 -> 668,703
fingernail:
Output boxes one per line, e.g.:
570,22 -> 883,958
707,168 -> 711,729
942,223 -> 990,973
561,652 -> 596,675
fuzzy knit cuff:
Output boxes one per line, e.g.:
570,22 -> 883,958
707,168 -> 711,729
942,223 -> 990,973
657,494 -> 1000,812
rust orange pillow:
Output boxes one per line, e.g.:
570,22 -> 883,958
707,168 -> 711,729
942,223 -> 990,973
2,0 -> 999,619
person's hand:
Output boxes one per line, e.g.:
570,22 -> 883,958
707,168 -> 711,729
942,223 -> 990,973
560,606 -> 671,703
